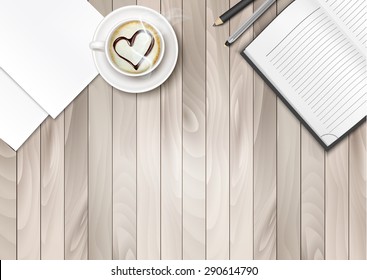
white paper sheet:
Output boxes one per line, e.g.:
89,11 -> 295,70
0,0 -> 103,118
0,68 -> 47,151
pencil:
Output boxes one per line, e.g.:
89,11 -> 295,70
225,0 -> 276,46
213,0 -> 254,26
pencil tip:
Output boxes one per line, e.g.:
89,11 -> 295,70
214,18 -> 223,26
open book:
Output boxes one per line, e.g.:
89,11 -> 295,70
242,0 -> 366,149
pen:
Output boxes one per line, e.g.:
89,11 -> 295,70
225,0 -> 276,46
213,0 -> 254,26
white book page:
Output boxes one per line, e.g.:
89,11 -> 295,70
0,0 -> 103,118
318,0 -> 366,50
244,0 -> 366,146
0,68 -> 47,151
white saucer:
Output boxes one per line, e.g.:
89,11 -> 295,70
91,6 -> 178,93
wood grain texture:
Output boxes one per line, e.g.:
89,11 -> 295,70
0,140 -> 16,259
301,127 -> 324,260
112,89 -> 137,260
88,77 -> 113,260
276,0 -> 293,11
253,0 -> 277,260
65,90 -> 88,260
88,0 -> 113,260
325,138 -> 348,259
161,0 -> 183,260
182,0 -> 206,260
113,0 -> 134,8
0,0 -> 366,262
276,0 -> 300,260
136,89 -> 161,260
349,123 -> 366,259
136,0 -> 161,261
40,115 -> 64,259
17,129 -> 40,260
229,0 -> 253,260
112,0 -> 137,261
277,102 -> 300,260
206,0 -> 230,260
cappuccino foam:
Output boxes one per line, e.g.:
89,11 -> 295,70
109,20 -> 162,74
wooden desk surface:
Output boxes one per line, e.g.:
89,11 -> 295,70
0,0 -> 365,260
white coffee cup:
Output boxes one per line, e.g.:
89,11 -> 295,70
90,19 -> 165,77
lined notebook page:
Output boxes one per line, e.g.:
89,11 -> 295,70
321,0 -> 366,47
244,0 -> 366,146
266,7 -> 366,136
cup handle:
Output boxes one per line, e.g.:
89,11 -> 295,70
89,41 -> 105,51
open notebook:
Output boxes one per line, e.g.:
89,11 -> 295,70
242,0 -> 366,149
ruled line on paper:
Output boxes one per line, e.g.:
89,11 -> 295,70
266,2 -> 366,136
266,7 -> 321,58
324,0 -> 366,46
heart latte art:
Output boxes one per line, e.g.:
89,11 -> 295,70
109,21 -> 162,74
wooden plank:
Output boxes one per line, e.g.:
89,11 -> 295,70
161,0 -> 183,260
277,0 -> 293,11
277,100 -> 301,260
253,0 -> 277,260
228,0 -> 253,260
349,123 -> 366,259
112,90 -> 137,260
88,75 -> 113,260
136,0 -> 161,260
40,115 -> 64,259
17,129 -> 40,260
113,0 -> 133,7
65,90 -> 88,260
112,0 -> 137,261
88,0 -> 113,260
182,0 -> 206,260
276,0 -> 300,261
325,138 -> 348,259
136,90 -> 161,260
0,140 -> 16,259
301,127 -> 324,260
206,0 -> 230,260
